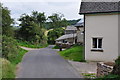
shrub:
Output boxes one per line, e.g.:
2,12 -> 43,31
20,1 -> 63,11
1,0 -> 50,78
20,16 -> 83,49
1,58 -> 15,78
2,35 -> 19,62
111,56 -> 120,76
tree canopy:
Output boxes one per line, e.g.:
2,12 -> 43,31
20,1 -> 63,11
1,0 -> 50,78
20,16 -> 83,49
17,11 -> 47,45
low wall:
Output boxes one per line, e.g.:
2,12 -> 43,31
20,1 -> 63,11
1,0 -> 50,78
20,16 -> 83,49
97,62 -> 114,77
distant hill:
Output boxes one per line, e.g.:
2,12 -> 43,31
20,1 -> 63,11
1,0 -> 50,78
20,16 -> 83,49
67,19 -> 81,25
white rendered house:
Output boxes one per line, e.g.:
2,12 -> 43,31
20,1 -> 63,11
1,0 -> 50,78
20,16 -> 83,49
79,1 -> 120,61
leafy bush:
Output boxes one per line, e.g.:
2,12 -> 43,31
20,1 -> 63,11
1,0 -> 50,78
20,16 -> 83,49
47,28 -> 64,44
112,56 -> 120,75
2,35 -> 19,62
17,40 -> 48,48
0,58 -> 15,78
52,45 -> 60,49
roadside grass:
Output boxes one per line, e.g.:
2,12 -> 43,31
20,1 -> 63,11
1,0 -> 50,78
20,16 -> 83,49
1,48 -> 28,78
52,45 -> 59,49
59,45 -> 85,62
81,73 -> 96,78
0,58 -> 15,78
9,48 -> 28,65
17,40 -> 48,48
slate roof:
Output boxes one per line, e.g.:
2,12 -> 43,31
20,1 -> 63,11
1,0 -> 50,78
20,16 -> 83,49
65,26 -> 77,30
74,19 -> 84,27
56,33 -> 77,41
79,2 -> 120,14
74,22 -> 84,27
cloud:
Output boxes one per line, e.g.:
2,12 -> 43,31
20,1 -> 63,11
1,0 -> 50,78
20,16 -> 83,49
2,0 -> 83,25
1,0 -> 80,2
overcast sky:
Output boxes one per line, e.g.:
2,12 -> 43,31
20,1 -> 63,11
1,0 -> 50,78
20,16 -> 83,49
1,0 -> 83,25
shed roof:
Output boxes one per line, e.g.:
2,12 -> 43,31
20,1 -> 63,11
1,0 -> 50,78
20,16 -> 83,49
74,19 -> 84,27
79,2 -> 120,14
65,26 -> 77,30
56,33 -> 77,41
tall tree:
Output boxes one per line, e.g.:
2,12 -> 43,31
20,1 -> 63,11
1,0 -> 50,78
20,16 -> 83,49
47,28 -> 64,44
18,11 -> 47,44
1,4 -> 19,60
32,11 -> 46,28
2,5 -> 14,37
48,13 -> 69,28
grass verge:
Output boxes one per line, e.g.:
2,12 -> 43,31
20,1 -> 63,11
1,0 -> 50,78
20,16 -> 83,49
52,45 -> 59,49
1,48 -> 28,78
17,40 -> 48,48
0,58 -> 15,78
59,45 -> 85,62
10,48 -> 28,65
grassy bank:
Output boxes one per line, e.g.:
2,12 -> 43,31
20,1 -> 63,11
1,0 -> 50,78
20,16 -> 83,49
17,40 -> 48,48
10,48 -> 28,65
59,45 -> 85,62
1,48 -> 28,78
52,45 -> 60,49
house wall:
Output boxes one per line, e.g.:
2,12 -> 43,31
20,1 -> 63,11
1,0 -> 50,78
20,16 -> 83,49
77,30 -> 83,43
85,13 -> 119,61
65,30 -> 76,34
67,38 -> 76,44
118,13 -> 120,57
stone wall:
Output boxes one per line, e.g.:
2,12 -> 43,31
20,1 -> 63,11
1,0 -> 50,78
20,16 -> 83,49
97,62 -> 114,77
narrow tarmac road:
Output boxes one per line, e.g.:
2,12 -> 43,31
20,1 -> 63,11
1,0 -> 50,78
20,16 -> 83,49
17,46 -> 81,78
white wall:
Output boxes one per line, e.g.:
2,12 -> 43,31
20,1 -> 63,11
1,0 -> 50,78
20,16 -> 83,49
85,13 -> 119,62
118,14 -> 120,57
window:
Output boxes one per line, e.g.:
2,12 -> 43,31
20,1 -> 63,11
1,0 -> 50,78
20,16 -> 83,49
92,38 -> 102,49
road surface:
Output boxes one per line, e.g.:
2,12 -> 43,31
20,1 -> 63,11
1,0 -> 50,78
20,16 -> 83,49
17,47 -> 81,78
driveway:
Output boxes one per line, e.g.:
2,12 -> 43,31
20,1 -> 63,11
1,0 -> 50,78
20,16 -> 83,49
17,47 -> 81,78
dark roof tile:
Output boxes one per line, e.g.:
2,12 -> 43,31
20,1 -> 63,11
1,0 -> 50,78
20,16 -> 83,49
79,2 -> 120,14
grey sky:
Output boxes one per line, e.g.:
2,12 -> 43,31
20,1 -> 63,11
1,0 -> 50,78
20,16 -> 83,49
2,0 -> 83,25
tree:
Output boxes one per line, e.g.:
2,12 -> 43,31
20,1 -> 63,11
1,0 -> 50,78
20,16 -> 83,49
47,28 -> 64,44
1,4 -> 19,60
17,11 -> 47,44
32,11 -> 46,28
48,13 -> 69,29
2,4 -> 14,37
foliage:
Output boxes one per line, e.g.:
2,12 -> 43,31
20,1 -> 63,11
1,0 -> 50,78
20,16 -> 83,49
17,11 -> 47,45
47,28 -> 64,44
10,48 -> 28,65
94,74 -> 120,80
48,13 -> 69,29
1,4 -> 28,78
1,58 -> 15,78
0,48 -> 27,78
59,46 -> 85,62
44,19 -> 81,30
81,73 -> 96,78
94,57 -> 120,80
112,56 -> 120,75
52,45 -> 60,49
1,5 -> 14,37
2,35 -> 19,61
67,19 -> 81,25
17,40 -> 48,48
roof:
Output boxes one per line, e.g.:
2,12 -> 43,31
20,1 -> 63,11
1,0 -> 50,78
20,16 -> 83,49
74,19 -> 84,27
74,22 -> 84,27
56,33 -> 77,41
79,2 -> 120,14
65,26 -> 77,30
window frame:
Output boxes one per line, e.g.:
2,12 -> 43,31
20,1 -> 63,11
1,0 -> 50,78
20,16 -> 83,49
91,37 -> 103,52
